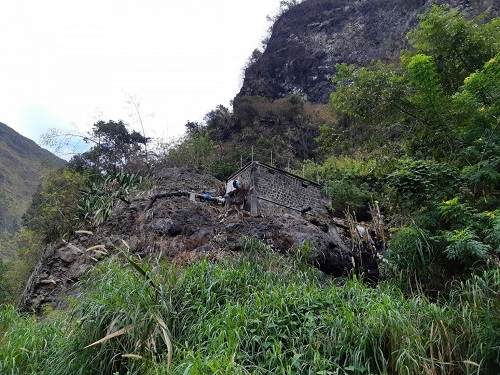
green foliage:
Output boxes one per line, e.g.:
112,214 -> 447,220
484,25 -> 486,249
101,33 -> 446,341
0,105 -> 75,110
384,225 -> 439,287
0,228 -> 44,302
161,131 -> 216,170
385,200 -> 499,291
3,5 -> 500,374
453,53 -> 500,204
47,258 -> 176,374
23,168 -> 90,243
301,157 -> 382,218
323,6 -> 500,290
1,246 -> 499,374
441,228 -> 491,262
330,61 -> 403,125
327,61 -> 406,154
436,197 -> 477,229
0,123 -> 65,260
325,179 -> 373,215
207,156 -> 240,181
448,268 -> 500,370
3,168 -> 151,302
204,104 -> 233,142
0,305 -> 65,375
69,120 -> 150,174
326,5 -> 500,161
485,211 -> 500,252
0,259 -> 10,302
79,170 -> 152,227
387,158 -> 459,212
407,5 -> 500,94
159,95 -> 333,179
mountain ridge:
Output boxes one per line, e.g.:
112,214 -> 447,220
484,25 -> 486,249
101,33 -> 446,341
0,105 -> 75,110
0,122 -> 66,258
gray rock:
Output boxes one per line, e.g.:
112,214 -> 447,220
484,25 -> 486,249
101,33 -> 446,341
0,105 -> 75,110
193,244 -> 213,253
238,0 -> 499,103
19,169 -> 356,312
55,242 -> 82,263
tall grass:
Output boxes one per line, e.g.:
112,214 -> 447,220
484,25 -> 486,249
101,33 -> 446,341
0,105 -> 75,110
1,239 -> 498,374
0,305 -> 65,374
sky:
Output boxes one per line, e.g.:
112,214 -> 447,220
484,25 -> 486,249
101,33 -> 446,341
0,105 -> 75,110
0,0 -> 283,157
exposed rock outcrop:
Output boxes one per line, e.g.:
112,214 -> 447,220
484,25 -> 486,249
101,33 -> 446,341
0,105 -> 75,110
19,167 -> 357,312
238,0 -> 500,103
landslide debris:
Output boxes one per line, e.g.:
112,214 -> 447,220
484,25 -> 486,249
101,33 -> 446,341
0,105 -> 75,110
20,167 -> 357,312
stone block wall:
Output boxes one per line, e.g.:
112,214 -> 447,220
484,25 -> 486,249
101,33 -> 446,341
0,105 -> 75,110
227,161 -> 330,216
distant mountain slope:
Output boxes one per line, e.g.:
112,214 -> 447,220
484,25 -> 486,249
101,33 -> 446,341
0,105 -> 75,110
238,0 -> 500,103
0,122 -> 66,258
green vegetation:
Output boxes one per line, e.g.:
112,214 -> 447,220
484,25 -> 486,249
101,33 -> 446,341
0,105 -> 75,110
67,119 -> 150,174
311,4 -> 500,292
1,240 -> 498,374
79,170 -> 152,227
160,95 -> 336,180
0,123 -> 66,260
0,121 -> 152,304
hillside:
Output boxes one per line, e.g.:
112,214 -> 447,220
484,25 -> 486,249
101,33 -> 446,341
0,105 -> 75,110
1,2 -> 499,374
19,166 -> 357,311
0,122 -> 66,258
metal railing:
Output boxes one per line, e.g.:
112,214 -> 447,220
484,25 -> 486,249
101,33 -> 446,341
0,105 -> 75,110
238,146 -> 320,182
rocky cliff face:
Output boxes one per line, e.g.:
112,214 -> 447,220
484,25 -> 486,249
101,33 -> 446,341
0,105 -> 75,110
238,0 -> 500,103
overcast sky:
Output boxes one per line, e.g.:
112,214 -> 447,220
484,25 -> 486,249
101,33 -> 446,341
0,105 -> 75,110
0,0 -> 282,156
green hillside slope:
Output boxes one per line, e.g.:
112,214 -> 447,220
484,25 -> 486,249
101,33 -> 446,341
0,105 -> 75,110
0,122 -> 66,258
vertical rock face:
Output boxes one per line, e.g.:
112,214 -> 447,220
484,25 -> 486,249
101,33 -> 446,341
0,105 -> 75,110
238,0 -> 499,103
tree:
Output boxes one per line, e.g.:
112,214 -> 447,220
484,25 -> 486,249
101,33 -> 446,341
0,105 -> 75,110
23,168 -> 89,243
204,105 -> 233,142
326,5 -> 500,162
322,5 -> 500,289
326,61 -> 409,153
69,120 -> 149,174
406,5 -> 500,94
160,121 -> 216,170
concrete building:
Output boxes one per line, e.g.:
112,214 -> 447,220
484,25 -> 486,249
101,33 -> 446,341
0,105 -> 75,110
226,161 -> 331,216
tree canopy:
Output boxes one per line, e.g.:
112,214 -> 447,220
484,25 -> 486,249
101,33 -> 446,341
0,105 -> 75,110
69,120 -> 149,174
318,4 -> 500,289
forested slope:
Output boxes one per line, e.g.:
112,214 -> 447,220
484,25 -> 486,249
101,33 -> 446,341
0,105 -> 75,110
0,122 -> 65,259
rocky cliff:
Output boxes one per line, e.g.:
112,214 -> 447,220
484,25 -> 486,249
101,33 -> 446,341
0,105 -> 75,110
238,0 -> 500,103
